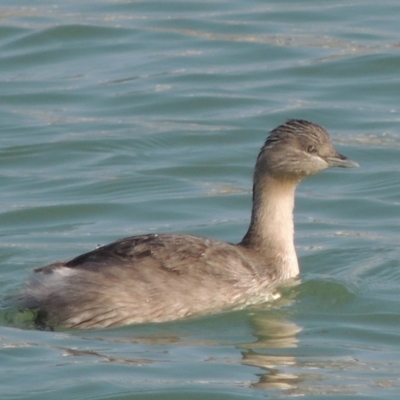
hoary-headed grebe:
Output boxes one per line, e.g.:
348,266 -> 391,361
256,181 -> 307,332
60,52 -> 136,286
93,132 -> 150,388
21,120 -> 358,329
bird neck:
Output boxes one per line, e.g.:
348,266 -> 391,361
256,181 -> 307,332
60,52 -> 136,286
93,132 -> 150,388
239,174 -> 299,279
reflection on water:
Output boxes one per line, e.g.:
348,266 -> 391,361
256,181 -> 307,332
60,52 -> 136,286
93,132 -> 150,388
2,288 -> 400,397
4,275 -> 397,397
241,314 -> 301,390
3,294 -> 304,391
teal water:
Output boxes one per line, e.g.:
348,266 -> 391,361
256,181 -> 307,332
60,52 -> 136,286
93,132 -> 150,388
1,0 -> 400,398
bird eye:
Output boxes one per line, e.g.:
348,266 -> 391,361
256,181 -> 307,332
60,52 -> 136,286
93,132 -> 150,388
306,145 -> 317,154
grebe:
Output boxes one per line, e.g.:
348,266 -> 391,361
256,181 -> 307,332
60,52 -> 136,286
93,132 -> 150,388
21,120 -> 358,329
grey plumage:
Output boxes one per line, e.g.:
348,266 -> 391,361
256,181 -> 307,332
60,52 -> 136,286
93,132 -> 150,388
20,119 -> 358,329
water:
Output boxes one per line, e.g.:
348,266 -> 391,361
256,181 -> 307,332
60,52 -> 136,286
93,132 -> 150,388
1,0 -> 400,398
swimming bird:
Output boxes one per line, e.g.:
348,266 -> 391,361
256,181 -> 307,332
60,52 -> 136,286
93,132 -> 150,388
20,120 -> 358,329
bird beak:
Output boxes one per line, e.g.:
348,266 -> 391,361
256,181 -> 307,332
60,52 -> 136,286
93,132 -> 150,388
325,152 -> 359,168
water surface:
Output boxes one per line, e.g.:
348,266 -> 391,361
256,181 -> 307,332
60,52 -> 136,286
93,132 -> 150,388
1,1 -> 400,399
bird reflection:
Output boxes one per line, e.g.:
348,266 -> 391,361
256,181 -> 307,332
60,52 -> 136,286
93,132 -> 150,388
240,310 -> 302,390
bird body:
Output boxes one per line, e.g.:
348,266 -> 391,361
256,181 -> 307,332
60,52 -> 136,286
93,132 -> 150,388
26,234 -> 281,328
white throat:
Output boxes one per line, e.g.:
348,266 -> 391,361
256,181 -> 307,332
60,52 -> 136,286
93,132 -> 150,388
241,175 -> 299,279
